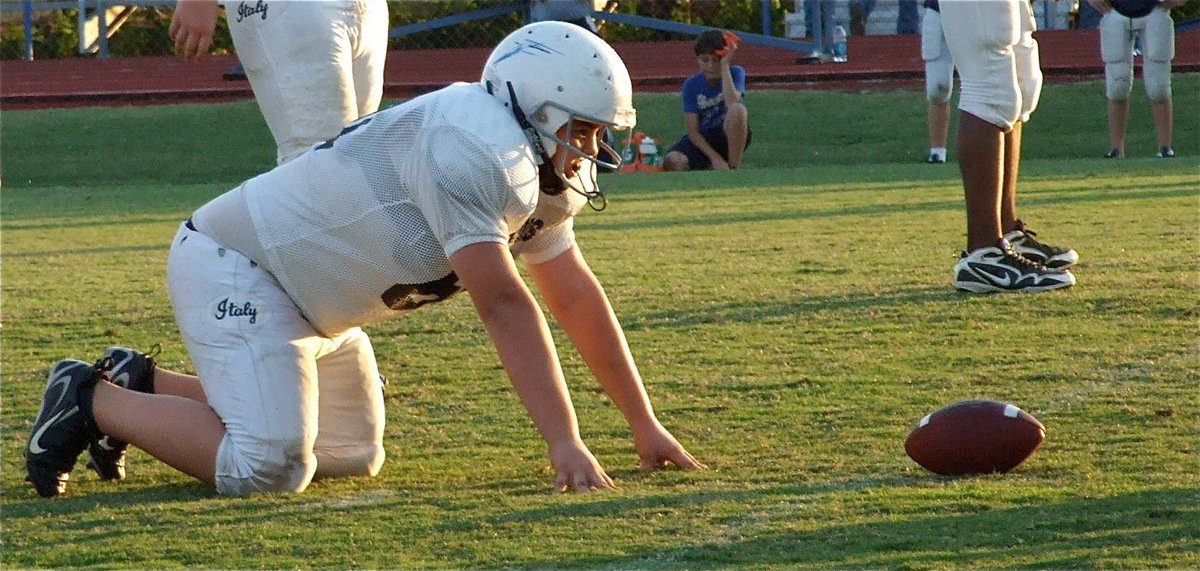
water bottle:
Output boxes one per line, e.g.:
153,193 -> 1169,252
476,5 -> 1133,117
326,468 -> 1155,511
638,136 -> 660,168
832,24 -> 848,63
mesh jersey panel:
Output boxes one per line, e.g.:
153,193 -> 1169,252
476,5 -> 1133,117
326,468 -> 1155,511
195,83 -> 560,337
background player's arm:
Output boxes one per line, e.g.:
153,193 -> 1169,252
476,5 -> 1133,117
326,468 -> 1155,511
450,241 -> 614,492
170,0 -> 220,60
528,246 -> 705,472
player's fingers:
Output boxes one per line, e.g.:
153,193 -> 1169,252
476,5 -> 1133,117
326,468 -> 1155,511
571,474 -> 590,492
672,451 -> 707,471
168,18 -> 181,43
181,32 -> 200,59
173,29 -> 188,57
196,34 -> 212,58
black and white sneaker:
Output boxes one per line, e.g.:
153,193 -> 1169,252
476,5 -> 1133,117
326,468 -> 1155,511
86,346 -> 158,481
926,152 -> 946,164
1157,146 -> 1175,158
1104,148 -> 1122,159
1004,220 -> 1079,270
25,360 -> 101,498
953,240 -> 1076,293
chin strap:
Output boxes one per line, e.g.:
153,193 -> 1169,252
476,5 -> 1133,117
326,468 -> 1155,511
488,80 -> 608,210
503,81 -> 552,166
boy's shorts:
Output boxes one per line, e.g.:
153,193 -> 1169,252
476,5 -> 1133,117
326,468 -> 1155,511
667,126 -> 753,170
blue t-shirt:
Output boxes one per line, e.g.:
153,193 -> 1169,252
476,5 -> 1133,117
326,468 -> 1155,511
680,66 -> 746,132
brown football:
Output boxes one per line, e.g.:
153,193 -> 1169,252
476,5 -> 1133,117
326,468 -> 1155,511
905,399 -> 1045,475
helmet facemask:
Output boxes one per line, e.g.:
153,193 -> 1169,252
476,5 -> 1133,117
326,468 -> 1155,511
528,99 -> 633,210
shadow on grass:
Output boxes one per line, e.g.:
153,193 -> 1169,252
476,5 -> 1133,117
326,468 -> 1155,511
622,285 -> 954,332
504,486 -> 1199,569
590,182 -> 1197,234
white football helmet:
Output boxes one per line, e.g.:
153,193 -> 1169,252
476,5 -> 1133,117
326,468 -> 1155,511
482,21 -> 636,207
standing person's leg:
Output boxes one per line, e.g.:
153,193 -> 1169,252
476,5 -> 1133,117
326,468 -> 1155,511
1100,10 -> 1135,158
941,0 -> 1017,251
941,0 -> 1073,292
350,0 -> 389,119
820,0 -> 835,52
228,1 -> 369,164
723,103 -> 749,169
1141,8 -> 1175,156
1000,4 -> 1042,233
955,113 -> 1004,251
922,7 -> 954,163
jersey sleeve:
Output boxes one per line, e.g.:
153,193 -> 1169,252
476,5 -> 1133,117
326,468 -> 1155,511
410,125 -> 529,258
513,216 -> 576,265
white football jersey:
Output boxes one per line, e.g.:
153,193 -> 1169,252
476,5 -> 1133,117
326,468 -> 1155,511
193,82 -> 587,336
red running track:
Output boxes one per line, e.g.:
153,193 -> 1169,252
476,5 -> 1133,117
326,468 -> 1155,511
2,29 -> 1197,109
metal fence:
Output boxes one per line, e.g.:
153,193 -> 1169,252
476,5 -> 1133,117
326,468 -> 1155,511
3,0 -> 809,61
1,0 -> 1124,62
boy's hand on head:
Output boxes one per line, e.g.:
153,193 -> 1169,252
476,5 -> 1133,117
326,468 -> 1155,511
714,31 -> 740,60
634,422 -> 708,472
549,439 -> 615,493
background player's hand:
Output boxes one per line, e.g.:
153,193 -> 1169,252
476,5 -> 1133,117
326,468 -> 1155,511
170,0 -> 220,60
548,439 -> 615,492
633,421 -> 707,472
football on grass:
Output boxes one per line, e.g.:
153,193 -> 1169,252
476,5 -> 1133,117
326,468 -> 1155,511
904,399 -> 1045,475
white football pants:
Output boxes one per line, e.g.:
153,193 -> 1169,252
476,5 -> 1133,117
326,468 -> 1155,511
167,222 -> 386,495
225,0 -> 390,165
939,0 -> 1043,131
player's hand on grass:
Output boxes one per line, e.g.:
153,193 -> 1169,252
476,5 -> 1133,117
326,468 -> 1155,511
711,157 -> 731,171
170,0 -> 220,60
549,439 -> 615,493
634,422 -> 707,472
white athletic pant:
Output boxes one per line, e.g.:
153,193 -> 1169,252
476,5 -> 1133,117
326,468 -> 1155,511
167,222 -> 386,495
1100,8 -> 1174,102
225,0 -> 390,164
939,0 -> 1042,131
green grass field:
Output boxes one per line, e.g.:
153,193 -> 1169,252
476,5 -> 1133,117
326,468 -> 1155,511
3,76 -> 1198,569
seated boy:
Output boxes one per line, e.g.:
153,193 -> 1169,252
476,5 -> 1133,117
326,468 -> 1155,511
663,29 -> 751,171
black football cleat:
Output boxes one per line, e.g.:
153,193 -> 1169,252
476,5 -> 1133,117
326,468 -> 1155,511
25,360 -> 101,498
1004,220 -> 1079,270
85,346 -> 158,481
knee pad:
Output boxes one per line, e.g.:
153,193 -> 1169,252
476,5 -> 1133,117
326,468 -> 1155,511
1142,59 -> 1172,102
1141,10 -> 1175,62
1106,60 -> 1134,100
315,443 -> 385,479
926,61 -> 953,103
1014,37 -> 1042,122
215,434 -> 317,495
927,79 -> 951,103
